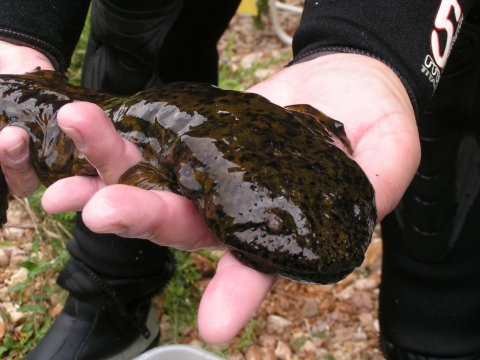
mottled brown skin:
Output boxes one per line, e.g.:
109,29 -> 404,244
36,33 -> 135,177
0,70 -> 377,284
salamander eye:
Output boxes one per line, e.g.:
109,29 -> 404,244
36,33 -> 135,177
267,215 -> 283,232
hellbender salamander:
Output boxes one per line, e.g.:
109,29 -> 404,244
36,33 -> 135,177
0,70 -> 376,284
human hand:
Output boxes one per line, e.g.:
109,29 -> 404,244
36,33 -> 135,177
249,54 -> 420,221
38,101 -> 277,345
0,41 -> 54,197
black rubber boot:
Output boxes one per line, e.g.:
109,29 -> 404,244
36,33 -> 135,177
379,9 -> 480,360
24,253 -> 175,360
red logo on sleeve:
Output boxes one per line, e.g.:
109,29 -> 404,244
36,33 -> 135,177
422,0 -> 464,89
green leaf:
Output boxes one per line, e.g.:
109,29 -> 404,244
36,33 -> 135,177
3,336 -> 13,348
0,345 -> 9,357
32,293 -> 50,301
22,321 -> 34,332
19,261 -> 37,271
42,284 -> 52,295
17,304 -> 46,314
0,241 -> 19,246
32,235 -> 40,253
8,282 -> 28,293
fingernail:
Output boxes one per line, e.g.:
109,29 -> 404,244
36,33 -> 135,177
62,126 -> 85,149
5,139 -> 26,160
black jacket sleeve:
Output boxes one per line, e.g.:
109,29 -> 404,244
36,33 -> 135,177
0,0 -> 91,72
292,0 -> 474,117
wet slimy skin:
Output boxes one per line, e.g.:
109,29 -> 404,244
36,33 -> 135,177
0,70 -> 376,284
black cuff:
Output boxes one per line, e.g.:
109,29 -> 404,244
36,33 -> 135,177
0,0 -> 91,72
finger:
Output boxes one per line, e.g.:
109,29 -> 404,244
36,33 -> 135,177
198,252 -> 276,344
0,127 -> 41,197
57,102 -> 142,184
42,175 -> 106,213
80,185 -> 221,249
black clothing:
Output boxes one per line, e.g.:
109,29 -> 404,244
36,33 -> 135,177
0,0 -> 91,71
0,0 -> 474,117
379,11 -> 480,356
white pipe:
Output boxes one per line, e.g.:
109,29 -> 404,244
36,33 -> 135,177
275,2 -> 303,14
269,0 -> 303,45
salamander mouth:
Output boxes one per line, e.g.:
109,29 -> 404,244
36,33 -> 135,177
229,248 -> 353,285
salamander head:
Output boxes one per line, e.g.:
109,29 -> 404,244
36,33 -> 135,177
214,165 -> 376,284
196,104 -> 377,285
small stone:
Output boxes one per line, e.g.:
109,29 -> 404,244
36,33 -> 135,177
0,287 -> 10,302
229,63 -> 239,73
188,339 -> 203,349
353,278 -> 378,291
229,349 -> 246,360
258,334 -> 277,351
311,319 -> 329,334
240,52 -> 262,69
274,340 -> 292,360
10,311 -> 25,324
266,315 -> 292,335
352,331 -> 368,342
5,228 -> 25,238
330,309 -> 344,322
351,292 -> 373,310
291,330 -> 307,339
336,285 -> 355,301
334,328 -> 351,342
315,348 -> 329,358
254,68 -> 275,80
14,324 -> 27,338
333,350 -> 351,360
301,299 -> 319,318
246,345 -> 275,360
5,267 -> 28,287
373,319 -> 380,332
358,312 -> 374,328
0,249 -> 9,266
300,339 -> 317,353
10,254 -> 28,266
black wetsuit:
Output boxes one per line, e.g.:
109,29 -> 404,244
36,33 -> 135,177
1,0 -> 480,356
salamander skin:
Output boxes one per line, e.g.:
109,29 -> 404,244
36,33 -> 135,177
0,70 -> 377,284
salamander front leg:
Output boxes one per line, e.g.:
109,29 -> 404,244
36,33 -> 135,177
118,161 -> 178,193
